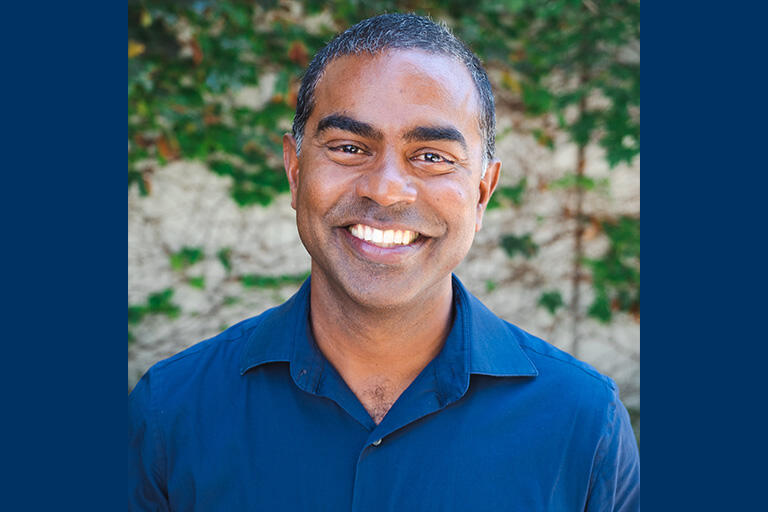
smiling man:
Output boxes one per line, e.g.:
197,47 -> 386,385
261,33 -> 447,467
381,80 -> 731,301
129,13 -> 640,511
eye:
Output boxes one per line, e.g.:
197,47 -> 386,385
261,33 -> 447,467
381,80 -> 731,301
413,152 -> 455,165
330,144 -> 366,154
325,142 -> 371,166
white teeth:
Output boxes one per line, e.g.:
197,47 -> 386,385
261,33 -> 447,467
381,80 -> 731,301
347,224 -> 420,247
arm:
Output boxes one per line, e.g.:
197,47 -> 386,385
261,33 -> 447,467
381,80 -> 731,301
129,371 -> 171,512
585,391 -> 640,512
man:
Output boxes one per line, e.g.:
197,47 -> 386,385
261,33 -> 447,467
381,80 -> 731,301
129,13 -> 640,511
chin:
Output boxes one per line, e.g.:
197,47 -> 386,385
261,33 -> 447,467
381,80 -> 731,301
335,275 -> 421,311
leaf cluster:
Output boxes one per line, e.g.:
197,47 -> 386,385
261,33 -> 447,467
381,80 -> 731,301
500,233 -> 539,259
476,0 -> 640,163
538,290 -> 564,315
128,288 -> 182,343
487,177 -> 527,210
128,288 -> 182,326
129,0 -> 334,205
586,216 -> 640,323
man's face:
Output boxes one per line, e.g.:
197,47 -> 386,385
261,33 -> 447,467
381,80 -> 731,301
284,49 -> 500,309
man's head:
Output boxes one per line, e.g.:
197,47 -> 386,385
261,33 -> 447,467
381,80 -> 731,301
292,13 -> 496,170
283,14 -> 501,310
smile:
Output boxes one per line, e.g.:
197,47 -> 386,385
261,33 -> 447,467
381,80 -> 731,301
347,224 -> 420,248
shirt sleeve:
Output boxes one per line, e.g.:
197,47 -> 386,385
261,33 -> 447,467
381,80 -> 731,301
585,390 -> 640,512
129,370 -> 171,512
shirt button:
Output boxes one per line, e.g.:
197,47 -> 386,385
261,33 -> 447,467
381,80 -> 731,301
372,438 -> 382,446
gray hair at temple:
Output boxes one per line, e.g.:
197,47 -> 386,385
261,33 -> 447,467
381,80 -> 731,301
291,13 -> 496,172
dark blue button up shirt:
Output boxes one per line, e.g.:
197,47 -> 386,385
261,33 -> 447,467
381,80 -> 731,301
129,275 -> 639,511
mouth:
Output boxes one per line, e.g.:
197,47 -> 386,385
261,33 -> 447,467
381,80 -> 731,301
339,222 -> 428,265
346,223 -> 422,248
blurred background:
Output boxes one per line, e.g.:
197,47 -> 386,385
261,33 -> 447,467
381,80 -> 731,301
128,0 -> 640,440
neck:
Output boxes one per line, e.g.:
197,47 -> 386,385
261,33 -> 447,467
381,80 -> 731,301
308,269 -> 454,422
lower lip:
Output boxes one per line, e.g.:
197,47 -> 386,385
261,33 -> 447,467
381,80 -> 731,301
339,227 -> 426,265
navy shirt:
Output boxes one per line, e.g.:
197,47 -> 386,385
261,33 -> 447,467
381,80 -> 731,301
129,275 -> 639,511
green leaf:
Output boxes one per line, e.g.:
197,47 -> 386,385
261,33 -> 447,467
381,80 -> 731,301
128,168 -> 149,196
588,292 -> 612,323
188,276 -> 206,289
487,178 -> 527,210
521,82 -> 553,116
538,290 -> 564,315
531,129 -> 554,149
217,248 -> 232,273
241,271 -> 310,289
585,216 -> 640,322
569,111 -> 598,147
170,247 -> 204,271
128,288 -> 182,329
500,233 -> 538,259
128,305 -> 145,325
147,288 -> 174,309
549,174 -> 608,191
209,160 -> 237,177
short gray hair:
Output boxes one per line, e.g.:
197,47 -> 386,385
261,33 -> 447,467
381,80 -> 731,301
291,13 -> 496,167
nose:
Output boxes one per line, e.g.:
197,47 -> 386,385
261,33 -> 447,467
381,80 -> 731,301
355,153 -> 417,207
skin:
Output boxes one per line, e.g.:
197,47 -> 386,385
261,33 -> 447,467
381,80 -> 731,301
283,49 -> 501,423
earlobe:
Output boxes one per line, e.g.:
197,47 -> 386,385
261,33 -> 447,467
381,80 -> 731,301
282,133 -> 300,210
475,159 -> 502,232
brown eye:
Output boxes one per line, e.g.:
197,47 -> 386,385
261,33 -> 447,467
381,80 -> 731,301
416,152 -> 454,164
332,144 -> 364,154
326,143 -> 370,166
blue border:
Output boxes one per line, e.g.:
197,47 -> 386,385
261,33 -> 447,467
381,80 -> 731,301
2,3 -> 125,509
5,1 -> 765,509
642,2 -> 766,509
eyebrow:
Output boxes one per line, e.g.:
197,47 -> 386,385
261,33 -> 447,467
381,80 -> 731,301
316,114 -> 383,140
403,125 -> 468,152
315,114 -> 468,153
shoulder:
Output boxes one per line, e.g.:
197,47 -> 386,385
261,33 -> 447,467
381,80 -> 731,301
131,279 -> 309,419
130,306 -> 278,411
460,280 -> 617,401
500,320 -> 624,433
509,321 -> 617,394
149,314 -> 262,380
503,322 -> 640,503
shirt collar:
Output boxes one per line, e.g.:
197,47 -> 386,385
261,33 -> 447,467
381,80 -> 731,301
239,274 -> 538,386
455,274 -> 539,378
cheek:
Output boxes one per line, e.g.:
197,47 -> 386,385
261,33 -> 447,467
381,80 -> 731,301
295,164 -> 358,230
432,180 -> 478,228
294,172 -> 329,238
296,164 -> 336,211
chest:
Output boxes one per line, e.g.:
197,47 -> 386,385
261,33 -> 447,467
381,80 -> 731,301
347,376 -> 409,425
164,394 -> 595,512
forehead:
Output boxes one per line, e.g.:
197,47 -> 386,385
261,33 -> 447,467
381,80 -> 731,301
310,49 -> 482,145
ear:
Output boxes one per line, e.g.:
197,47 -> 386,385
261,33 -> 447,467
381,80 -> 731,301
475,158 -> 501,232
283,133 -> 300,210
